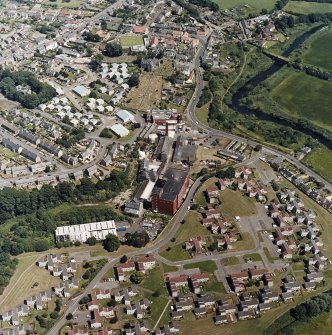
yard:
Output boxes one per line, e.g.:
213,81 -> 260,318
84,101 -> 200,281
124,74 -> 162,111
284,1 -> 332,14
303,146 -> 332,183
120,35 -> 144,47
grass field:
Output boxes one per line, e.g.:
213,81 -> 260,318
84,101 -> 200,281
120,35 -> 144,47
293,311 -> 332,335
303,146 -> 332,183
285,1 -> 332,14
268,68 -> 332,133
220,188 -> 257,217
196,103 -> 210,125
124,74 -> 162,111
183,260 -> 217,273
0,253 -> 60,312
302,27 -> 332,71
42,0 -> 83,8
243,253 -> 262,262
213,0 -> 276,11
174,211 -> 209,242
140,266 -> 168,295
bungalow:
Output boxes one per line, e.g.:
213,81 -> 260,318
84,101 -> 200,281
194,307 -> 206,317
237,311 -> 252,321
215,314 -> 228,325
281,292 -> 293,302
99,307 -> 115,318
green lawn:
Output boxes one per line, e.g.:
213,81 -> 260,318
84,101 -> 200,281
269,68 -> 332,134
174,211 -> 209,242
213,0 -> 276,11
303,146 -> 332,183
183,260 -> 217,273
225,256 -> 240,266
159,244 -> 191,262
160,262 -> 178,273
120,35 -> 144,47
302,27 -> 332,71
144,292 -> 170,328
285,1 -> 332,14
243,253 -> 262,262
196,103 -> 210,125
220,188 -> 257,217
140,266 -> 168,295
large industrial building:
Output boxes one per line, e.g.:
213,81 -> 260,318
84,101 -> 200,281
55,221 -> 117,243
151,165 -> 189,215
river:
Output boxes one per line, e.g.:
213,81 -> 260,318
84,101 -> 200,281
230,24 -> 332,149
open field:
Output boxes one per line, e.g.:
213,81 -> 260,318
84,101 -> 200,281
267,67 -> 332,134
0,253 -> 60,312
196,103 -> 209,125
302,27 -> 332,71
183,261 -> 217,273
175,211 -> 209,242
42,0 -> 83,8
220,188 -> 257,217
294,311 -> 332,335
285,1 -> 332,14
213,0 -> 276,11
120,35 -> 144,47
124,74 -> 162,111
192,146 -> 227,174
303,146 -> 332,183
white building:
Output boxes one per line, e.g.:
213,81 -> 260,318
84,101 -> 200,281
55,221 -> 117,243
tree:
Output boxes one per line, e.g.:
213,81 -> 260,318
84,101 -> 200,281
120,255 -> 128,263
66,313 -> 74,320
79,296 -> 90,305
254,144 -> 262,151
86,236 -> 97,246
50,311 -> 59,319
104,43 -> 123,57
130,271 -> 144,284
125,231 -> 150,248
128,73 -> 140,87
103,234 -> 120,252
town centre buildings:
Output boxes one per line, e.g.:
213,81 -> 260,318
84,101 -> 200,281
55,221 -> 117,243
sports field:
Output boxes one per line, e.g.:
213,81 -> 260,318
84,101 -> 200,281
269,68 -> 332,133
213,0 -> 276,11
284,1 -> 332,14
302,27 -> 332,71
120,35 -> 144,47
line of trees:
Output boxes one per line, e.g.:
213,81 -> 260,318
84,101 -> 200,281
0,70 -> 56,109
188,0 -> 219,12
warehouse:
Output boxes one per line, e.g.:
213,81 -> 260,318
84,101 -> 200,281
55,221 -> 117,243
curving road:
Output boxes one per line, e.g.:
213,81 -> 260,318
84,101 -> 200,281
186,38 -> 332,191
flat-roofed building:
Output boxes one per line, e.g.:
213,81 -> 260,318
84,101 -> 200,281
55,220 -> 117,243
